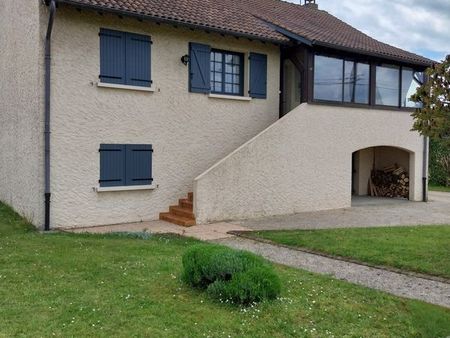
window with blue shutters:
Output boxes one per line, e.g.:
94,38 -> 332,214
99,144 -> 153,187
100,29 -> 152,87
210,50 -> 244,96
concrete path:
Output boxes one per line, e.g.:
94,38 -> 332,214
66,220 -> 248,241
216,236 -> 450,308
234,192 -> 450,230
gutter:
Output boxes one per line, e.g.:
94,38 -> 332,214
423,136 -> 429,202
44,0 -> 56,231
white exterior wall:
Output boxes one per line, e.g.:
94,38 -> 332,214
0,0 -> 45,226
194,104 -> 425,224
50,7 -> 280,228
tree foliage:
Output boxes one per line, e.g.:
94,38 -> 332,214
411,55 -> 450,145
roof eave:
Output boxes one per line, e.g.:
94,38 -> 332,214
55,0 -> 289,45
313,41 -> 434,68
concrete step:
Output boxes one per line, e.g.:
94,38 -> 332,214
159,213 -> 196,227
169,205 -> 195,219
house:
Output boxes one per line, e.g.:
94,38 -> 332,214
0,0 -> 432,229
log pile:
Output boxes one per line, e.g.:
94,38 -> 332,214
369,165 -> 409,198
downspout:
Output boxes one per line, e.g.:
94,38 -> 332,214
44,0 -> 56,231
422,136 -> 429,202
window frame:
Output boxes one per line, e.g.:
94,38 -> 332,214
210,49 -> 245,97
311,51 -> 425,111
312,54 -> 370,106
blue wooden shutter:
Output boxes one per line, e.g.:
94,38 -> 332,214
99,29 -> 126,84
249,53 -> 268,99
99,144 -> 126,187
189,43 -> 211,93
125,145 -> 153,186
125,33 -> 152,87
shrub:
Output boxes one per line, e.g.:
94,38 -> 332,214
429,139 -> 450,186
182,244 -> 281,305
207,266 -> 281,305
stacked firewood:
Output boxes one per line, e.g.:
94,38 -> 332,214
369,165 -> 409,198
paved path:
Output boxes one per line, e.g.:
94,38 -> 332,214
235,192 -> 450,230
216,236 -> 450,308
66,220 -> 248,241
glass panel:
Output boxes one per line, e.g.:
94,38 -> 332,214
214,83 -> 222,92
343,61 -> 355,103
225,74 -> 232,83
232,55 -> 241,64
214,72 -> 222,82
214,62 -> 222,72
225,54 -> 233,63
344,62 -> 370,104
354,63 -> 370,104
233,85 -> 240,94
314,55 -> 344,102
214,52 -> 222,62
225,83 -> 233,93
376,65 -> 400,106
402,68 -> 423,108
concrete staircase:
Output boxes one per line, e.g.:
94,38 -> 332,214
159,192 -> 196,226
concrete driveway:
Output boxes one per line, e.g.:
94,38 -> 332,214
232,191 -> 450,230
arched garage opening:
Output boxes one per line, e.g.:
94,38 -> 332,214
352,146 -> 413,200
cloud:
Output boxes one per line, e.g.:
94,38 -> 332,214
287,0 -> 450,61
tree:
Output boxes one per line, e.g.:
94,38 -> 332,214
411,54 -> 450,145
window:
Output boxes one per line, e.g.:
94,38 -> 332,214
314,55 -> 370,104
210,50 -> 244,96
99,29 -> 152,87
99,144 -> 153,187
344,61 -> 370,104
401,68 -> 423,108
375,64 -> 400,106
314,55 -> 343,102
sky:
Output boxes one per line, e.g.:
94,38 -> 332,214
287,0 -> 450,61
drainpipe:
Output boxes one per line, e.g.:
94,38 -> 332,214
44,0 -> 56,231
422,136 -> 429,202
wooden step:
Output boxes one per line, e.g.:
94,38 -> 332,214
179,198 -> 193,209
159,212 -> 196,227
169,205 -> 194,219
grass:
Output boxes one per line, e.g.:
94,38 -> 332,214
429,184 -> 450,193
249,226 -> 450,279
0,204 -> 449,337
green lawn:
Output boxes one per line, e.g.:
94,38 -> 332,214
430,185 -> 450,193
1,204 -> 449,337
249,226 -> 450,279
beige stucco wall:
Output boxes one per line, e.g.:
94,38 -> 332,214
49,6 -> 280,228
194,103 -> 425,224
0,0 -> 45,226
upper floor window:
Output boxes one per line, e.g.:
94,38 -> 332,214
210,50 -> 244,96
375,64 -> 400,106
401,68 -> 423,108
313,55 -> 369,104
99,29 -> 152,88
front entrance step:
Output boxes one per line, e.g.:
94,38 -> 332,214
159,212 -> 196,227
159,192 -> 196,227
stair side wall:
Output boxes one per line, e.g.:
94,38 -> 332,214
194,103 -> 425,224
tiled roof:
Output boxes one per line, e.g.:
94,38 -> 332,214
57,0 -> 433,66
